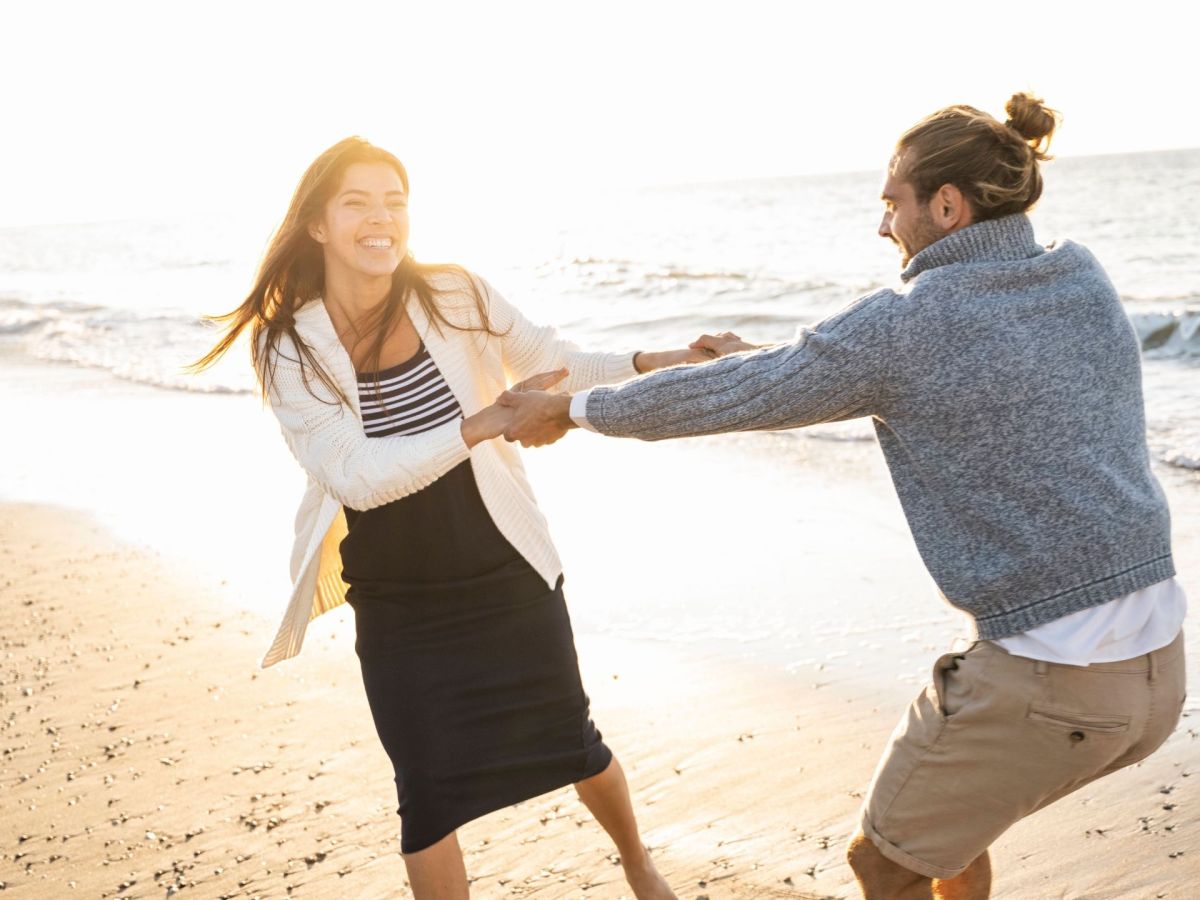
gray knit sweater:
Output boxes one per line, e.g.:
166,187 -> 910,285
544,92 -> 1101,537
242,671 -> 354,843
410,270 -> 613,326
586,214 -> 1175,639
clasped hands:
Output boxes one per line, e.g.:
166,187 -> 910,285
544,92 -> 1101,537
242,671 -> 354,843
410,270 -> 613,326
460,331 -> 755,449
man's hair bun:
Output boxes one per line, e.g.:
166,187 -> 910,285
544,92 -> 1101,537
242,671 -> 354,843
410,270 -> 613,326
1004,93 -> 1059,158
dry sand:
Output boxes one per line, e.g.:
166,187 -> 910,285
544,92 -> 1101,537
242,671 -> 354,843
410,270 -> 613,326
1,500 -> 1197,899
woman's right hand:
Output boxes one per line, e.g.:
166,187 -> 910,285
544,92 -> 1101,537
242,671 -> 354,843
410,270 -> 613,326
511,367 -> 569,393
461,402 -> 515,448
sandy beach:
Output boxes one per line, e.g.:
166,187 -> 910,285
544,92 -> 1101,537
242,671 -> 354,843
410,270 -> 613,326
2,477 -> 1196,898
2,349 -> 1200,898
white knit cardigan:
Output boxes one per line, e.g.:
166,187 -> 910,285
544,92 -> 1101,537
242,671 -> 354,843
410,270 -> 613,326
258,272 -> 638,668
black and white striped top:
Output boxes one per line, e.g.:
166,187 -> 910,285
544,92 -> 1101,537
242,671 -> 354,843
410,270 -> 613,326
357,344 -> 462,438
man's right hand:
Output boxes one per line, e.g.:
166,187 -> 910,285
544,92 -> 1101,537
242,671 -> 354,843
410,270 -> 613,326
497,389 -> 576,448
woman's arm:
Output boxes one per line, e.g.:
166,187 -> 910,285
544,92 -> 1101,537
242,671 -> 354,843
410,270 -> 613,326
262,333 -> 507,511
632,347 -> 717,373
687,331 -> 770,356
479,276 -> 709,391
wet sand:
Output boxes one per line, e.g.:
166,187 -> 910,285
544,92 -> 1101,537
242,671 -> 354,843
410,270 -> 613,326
2,500 -> 1197,899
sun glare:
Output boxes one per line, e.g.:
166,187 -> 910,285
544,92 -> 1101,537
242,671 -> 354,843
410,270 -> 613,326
2,1 -> 1196,226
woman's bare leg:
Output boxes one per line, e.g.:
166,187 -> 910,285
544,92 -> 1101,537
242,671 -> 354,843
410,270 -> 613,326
574,755 -> 676,899
402,830 -> 470,900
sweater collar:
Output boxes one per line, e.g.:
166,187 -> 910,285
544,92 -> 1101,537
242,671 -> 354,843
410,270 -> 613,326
291,300 -> 361,415
900,213 -> 1043,283
293,299 -> 342,352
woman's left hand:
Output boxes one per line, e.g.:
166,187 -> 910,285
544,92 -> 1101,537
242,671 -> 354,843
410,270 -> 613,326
688,331 -> 760,357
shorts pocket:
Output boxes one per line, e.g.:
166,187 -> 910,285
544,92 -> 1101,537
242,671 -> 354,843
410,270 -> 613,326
931,651 -> 969,719
1026,706 -> 1130,734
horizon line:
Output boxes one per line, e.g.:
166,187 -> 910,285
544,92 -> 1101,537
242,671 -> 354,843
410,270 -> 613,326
2,144 -> 1197,231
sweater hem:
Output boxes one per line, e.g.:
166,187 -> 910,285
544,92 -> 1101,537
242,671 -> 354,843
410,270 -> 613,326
968,552 -> 1177,641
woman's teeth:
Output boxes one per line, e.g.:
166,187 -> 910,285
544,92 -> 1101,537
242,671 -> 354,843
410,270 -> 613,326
360,238 -> 393,249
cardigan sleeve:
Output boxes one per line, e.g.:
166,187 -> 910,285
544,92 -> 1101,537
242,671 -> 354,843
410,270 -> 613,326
261,332 -> 471,511
477,276 -> 640,392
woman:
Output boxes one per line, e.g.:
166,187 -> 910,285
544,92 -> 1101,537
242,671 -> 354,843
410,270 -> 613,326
193,137 -> 706,898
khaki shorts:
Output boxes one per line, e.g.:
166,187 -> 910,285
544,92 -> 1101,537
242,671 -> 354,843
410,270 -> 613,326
860,630 -> 1187,880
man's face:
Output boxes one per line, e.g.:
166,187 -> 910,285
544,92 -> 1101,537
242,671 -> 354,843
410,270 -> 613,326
878,167 -> 945,268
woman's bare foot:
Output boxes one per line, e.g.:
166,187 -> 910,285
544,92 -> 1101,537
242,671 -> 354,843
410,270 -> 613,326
622,846 -> 675,900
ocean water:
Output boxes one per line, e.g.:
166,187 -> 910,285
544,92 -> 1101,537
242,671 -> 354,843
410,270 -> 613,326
2,149 -> 1197,472
2,149 -> 1197,686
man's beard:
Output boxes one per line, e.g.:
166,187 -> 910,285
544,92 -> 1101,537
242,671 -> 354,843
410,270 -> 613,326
899,211 -> 947,267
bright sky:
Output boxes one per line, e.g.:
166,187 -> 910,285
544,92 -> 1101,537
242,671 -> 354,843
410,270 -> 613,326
4,0 -> 1196,226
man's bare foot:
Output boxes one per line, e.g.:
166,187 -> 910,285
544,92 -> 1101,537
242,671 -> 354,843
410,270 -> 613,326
622,846 -> 675,900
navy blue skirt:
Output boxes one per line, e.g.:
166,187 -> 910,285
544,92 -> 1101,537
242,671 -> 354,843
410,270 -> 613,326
347,563 -> 612,853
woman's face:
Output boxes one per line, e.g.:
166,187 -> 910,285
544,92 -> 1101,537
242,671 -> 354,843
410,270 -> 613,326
309,162 -> 410,281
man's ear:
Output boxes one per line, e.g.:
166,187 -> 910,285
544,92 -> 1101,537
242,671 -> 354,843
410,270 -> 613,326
930,183 -> 974,232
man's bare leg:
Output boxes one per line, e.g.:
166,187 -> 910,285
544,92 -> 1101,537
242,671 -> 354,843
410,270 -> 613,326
934,850 -> 991,900
847,831 -> 990,900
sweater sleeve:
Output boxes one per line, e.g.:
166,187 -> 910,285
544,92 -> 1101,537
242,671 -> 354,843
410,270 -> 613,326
479,276 -> 639,392
261,333 -> 471,511
585,289 -> 898,440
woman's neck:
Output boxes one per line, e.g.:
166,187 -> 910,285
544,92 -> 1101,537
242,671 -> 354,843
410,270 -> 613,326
322,267 -> 393,335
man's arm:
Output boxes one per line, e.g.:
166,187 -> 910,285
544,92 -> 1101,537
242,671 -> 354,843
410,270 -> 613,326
478,273 -> 716,390
501,289 -> 898,446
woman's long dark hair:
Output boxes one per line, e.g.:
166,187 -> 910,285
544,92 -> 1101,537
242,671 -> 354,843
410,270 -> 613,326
189,136 -> 501,407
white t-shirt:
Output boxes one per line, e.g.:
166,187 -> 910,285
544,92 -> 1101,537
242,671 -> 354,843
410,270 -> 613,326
994,577 -> 1186,665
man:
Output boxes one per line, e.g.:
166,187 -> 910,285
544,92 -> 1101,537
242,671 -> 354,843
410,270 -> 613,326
498,93 -> 1187,899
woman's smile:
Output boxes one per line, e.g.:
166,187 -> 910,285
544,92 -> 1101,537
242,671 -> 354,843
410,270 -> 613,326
359,236 -> 395,251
